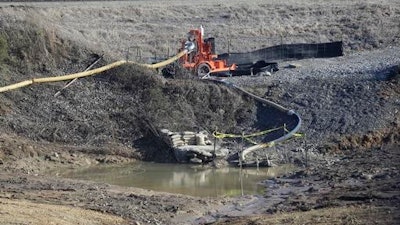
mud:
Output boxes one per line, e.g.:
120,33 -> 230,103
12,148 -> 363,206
1,141 -> 398,224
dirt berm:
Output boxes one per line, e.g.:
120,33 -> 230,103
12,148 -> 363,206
0,21 -> 264,163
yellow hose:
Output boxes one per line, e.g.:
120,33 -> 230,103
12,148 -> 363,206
141,50 -> 187,69
0,50 -> 187,93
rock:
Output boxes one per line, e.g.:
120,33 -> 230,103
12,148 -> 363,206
170,134 -> 181,140
28,150 -> 37,158
190,157 -> 202,164
361,173 -> 373,180
214,148 -> 229,158
286,63 -> 301,68
164,205 -> 179,213
160,129 -> 171,135
190,148 -> 213,157
174,145 -> 229,163
195,133 -> 207,146
195,216 -> 217,225
307,186 -> 318,192
172,140 -> 185,147
44,154 -> 59,162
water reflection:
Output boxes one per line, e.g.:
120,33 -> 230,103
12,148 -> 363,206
60,162 -> 293,197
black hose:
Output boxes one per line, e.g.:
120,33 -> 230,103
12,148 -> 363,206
205,78 -> 302,159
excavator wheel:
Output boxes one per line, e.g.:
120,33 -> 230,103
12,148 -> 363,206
196,63 -> 211,77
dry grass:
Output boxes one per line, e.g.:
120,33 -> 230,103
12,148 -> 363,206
0,198 -> 127,225
0,35 -> 7,64
1,0 -> 398,60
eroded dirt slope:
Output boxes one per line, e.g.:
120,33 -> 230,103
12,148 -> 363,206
0,20 -> 261,163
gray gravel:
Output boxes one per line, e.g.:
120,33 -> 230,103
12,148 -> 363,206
229,46 -> 400,84
228,46 -> 400,146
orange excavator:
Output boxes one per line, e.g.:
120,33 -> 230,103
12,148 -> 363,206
177,26 -> 236,77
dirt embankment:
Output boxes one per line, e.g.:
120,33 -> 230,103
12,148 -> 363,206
1,0 -> 399,165
266,68 -> 400,152
0,15 -> 261,224
0,19 -> 261,165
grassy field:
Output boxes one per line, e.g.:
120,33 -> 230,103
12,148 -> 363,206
1,0 -> 398,60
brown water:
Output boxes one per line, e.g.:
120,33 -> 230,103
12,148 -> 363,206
60,162 -> 293,197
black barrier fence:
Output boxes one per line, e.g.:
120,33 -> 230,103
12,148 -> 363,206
129,33 -> 344,65
218,41 -> 343,65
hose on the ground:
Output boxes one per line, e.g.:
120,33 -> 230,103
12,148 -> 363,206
0,50 -> 187,93
205,78 -> 302,162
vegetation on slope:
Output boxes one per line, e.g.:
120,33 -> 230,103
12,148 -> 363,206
0,20 -> 257,161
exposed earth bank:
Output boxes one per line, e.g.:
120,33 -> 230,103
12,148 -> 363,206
0,0 -> 400,224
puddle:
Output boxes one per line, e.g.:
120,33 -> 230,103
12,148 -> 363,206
58,162 -> 294,197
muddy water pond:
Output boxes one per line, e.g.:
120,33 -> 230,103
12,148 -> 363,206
59,162 -> 294,197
